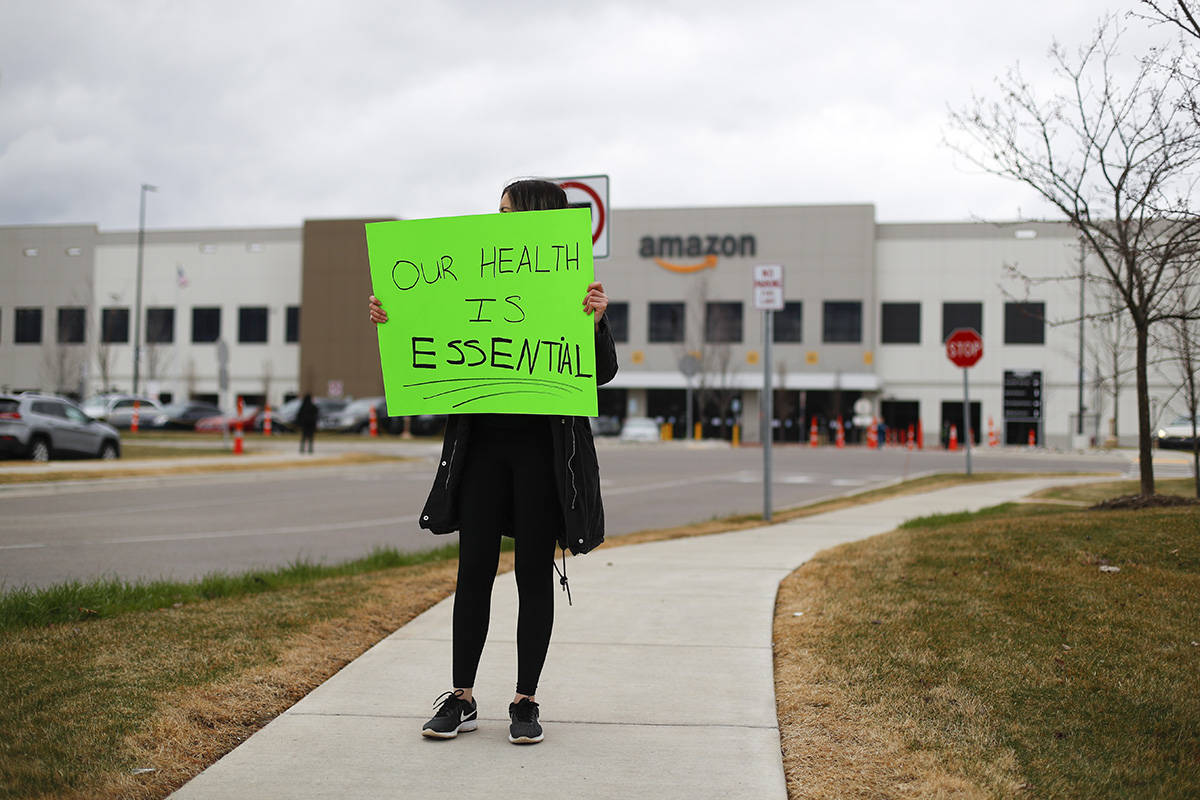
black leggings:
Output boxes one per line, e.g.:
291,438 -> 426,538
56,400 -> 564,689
452,419 -> 561,696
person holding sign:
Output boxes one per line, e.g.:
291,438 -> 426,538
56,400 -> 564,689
367,179 -> 617,745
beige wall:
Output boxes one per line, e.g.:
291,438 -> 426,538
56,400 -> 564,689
299,218 -> 394,399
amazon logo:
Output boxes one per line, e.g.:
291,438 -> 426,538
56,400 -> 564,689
640,234 -> 757,273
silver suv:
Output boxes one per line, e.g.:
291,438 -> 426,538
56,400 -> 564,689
0,393 -> 122,462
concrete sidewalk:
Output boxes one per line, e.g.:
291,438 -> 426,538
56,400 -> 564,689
169,477 -> 1086,800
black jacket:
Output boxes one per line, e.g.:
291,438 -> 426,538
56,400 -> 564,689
419,315 -> 619,555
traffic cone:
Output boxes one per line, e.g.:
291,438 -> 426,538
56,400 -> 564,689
131,399 -> 140,433
917,420 -> 924,450
264,403 -> 273,436
233,397 -> 244,455
835,415 -> 845,448
866,417 -> 878,449
987,416 -> 998,447
948,424 -> 958,451
1028,428 -> 1036,448
907,423 -> 915,450
809,418 -> 819,447
369,405 -> 379,437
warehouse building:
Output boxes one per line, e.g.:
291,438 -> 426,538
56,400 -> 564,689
0,203 -> 1174,448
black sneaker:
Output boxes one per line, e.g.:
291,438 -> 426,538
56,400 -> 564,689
421,690 -> 478,739
508,698 -> 544,744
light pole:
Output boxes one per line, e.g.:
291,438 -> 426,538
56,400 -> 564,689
132,183 -> 157,395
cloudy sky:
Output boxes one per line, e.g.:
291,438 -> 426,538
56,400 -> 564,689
0,0 -> 1163,231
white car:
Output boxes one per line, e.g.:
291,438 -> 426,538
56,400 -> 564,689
1155,415 -> 1200,449
82,394 -> 161,426
619,416 -> 662,442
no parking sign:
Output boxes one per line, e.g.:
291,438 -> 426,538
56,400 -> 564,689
556,175 -> 609,259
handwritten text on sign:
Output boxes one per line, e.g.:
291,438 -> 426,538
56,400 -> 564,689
365,208 -> 597,416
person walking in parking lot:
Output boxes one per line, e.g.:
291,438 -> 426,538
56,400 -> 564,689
297,394 -> 318,454
368,178 -> 618,745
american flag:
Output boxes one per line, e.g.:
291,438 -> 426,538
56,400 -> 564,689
176,264 -> 189,288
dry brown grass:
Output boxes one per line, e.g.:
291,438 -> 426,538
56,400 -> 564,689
30,556 -> 506,800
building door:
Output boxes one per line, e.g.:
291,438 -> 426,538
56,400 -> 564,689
880,400 -> 920,445
647,389 -> 687,439
940,400 -> 981,447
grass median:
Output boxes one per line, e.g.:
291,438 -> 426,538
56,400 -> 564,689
774,482 -> 1199,799
0,473 -> 1193,799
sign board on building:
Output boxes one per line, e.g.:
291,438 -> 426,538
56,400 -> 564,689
327,380 -> 344,398
1003,370 -> 1042,420
945,327 -> 983,368
555,175 -> 609,259
753,264 -> 784,311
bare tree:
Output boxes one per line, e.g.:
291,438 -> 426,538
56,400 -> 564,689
94,342 -> 115,394
1087,281 -> 1139,444
688,281 -> 739,439
948,16 -> 1200,496
1137,1 -> 1200,41
1152,282 -> 1200,495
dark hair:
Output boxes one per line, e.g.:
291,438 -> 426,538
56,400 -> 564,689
502,179 -> 567,211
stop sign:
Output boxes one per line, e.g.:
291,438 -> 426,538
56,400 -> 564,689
946,328 -> 983,368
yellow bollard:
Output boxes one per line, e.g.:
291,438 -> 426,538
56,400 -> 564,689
731,424 -> 740,447
694,421 -> 702,440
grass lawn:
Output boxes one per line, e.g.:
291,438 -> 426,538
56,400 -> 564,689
774,500 -> 1200,798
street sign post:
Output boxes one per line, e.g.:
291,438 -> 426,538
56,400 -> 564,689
945,327 -> 983,475
754,265 -> 784,520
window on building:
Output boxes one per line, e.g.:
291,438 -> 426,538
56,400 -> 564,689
286,306 -> 300,343
774,302 -> 803,343
1005,301 -> 1045,344
101,308 -> 130,343
192,307 -> 221,343
823,301 -> 862,343
942,302 -> 982,341
15,308 -> 42,344
146,307 -> 175,344
604,302 -> 628,343
881,302 -> 921,344
239,306 -> 268,343
705,302 -> 743,343
57,307 -> 86,344
648,302 -> 685,343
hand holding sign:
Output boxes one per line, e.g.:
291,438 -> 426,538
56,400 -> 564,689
366,208 -> 598,417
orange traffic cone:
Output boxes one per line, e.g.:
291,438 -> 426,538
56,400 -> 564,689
907,423 -> 915,450
1028,429 -> 1036,448
866,417 -> 878,449
809,418 -> 819,447
987,416 -> 998,447
369,405 -> 379,437
264,403 -> 273,436
948,424 -> 958,451
835,415 -> 845,448
131,399 -> 140,433
233,397 -> 244,455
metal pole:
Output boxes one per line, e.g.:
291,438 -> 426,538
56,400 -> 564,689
1077,237 -> 1086,437
763,309 -> 773,521
963,367 -> 973,475
685,379 -> 693,442
132,183 -> 156,395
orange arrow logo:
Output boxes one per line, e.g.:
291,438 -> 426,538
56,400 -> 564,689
653,254 -> 718,273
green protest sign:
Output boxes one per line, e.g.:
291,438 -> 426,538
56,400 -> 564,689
366,208 -> 597,417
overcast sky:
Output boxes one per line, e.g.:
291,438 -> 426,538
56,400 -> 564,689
1,0 -> 1165,231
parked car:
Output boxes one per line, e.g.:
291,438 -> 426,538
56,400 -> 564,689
619,416 -> 662,442
0,393 -> 121,461
81,393 -> 159,423
1155,415 -> 1200,449
589,415 -> 623,436
148,401 -> 226,430
274,397 -> 349,432
325,396 -> 389,433
194,406 -> 262,432
105,397 -> 165,429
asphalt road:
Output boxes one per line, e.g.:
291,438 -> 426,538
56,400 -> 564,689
0,442 -> 1138,590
